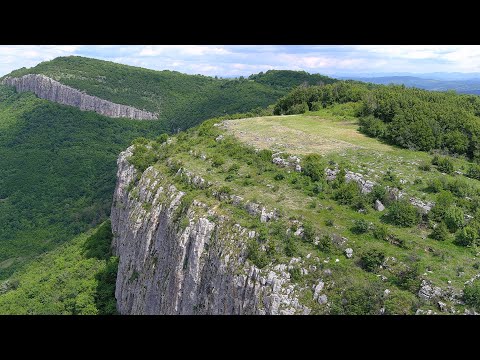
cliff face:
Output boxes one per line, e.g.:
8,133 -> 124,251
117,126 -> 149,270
2,74 -> 158,120
110,147 -> 310,314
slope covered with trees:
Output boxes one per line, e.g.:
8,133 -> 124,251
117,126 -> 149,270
273,81 -> 480,161
5,57 -> 331,132
0,84 -> 164,279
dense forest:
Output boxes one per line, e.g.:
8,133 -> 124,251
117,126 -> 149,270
0,84 -> 164,279
273,81 -> 480,161
4,57 -> 331,132
0,221 -> 117,314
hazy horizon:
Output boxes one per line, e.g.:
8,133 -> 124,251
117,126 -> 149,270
2,45 -> 480,80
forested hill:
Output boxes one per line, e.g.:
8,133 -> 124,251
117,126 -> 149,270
4,56 -> 336,132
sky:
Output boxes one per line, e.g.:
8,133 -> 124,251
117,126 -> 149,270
1,45 -> 480,78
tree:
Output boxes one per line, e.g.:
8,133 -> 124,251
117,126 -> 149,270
360,249 -> 385,272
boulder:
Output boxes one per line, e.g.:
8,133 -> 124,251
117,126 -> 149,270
374,199 -> 385,211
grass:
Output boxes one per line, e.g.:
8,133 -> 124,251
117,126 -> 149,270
222,113 -> 392,155
135,108 -> 480,313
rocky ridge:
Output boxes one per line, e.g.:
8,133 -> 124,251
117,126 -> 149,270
2,74 -> 158,120
110,146 -> 311,314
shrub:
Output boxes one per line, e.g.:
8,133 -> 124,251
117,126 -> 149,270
418,162 -> 431,171
330,282 -> 384,315
302,221 -> 316,243
373,224 -> 390,241
129,145 -> 157,172
428,178 -> 444,193
284,235 -> 298,257
430,191 -> 454,221
368,184 -> 389,205
383,290 -> 417,315
467,163 -> 480,180
436,157 -> 455,174
430,222 -> 449,241
455,226 -> 478,246
289,267 -> 302,282
360,249 -> 385,272
359,115 -> 387,138
352,219 -> 370,234
444,206 -> 464,232
385,200 -> 421,227
302,154 -> 326,182
325,219 -> 334,227
464,281 -> 480,311
274,173 -> 285,181
317,235 -> 332,253
393,264 -> 422,292
228,163 -> 240,173
448,178 -> 472,198
155,133 -> 168,144
333,181 -> 360,205
257,149 -> 273,162
211,155 -> 225,167
246,239 -> 269,268
286,102 -> 309,115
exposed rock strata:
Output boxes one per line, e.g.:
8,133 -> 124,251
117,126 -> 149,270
2,74 -> 158,120
110,147 -> 310,314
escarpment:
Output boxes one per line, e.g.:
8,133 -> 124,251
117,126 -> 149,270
110,147 -> 311,315
2,74 -> 158,120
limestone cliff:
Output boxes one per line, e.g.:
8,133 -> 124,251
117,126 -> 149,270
110,146 -> 311,314
2,74 -> 158,120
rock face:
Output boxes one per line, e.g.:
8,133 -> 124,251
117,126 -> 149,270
110,147 -> 310,315
2,74 -> 158,120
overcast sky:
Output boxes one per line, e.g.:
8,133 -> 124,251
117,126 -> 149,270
1,45 -> 480,78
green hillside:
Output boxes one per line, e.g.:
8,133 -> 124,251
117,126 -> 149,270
109,108 -> 480,314
5,56 -> 331,132
0,57 -> 327,280
0,84 -> 164,279
0,221 -> 117,315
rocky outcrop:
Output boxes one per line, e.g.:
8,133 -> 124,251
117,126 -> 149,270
2,74 -> 158,120
110,147 -> 310,314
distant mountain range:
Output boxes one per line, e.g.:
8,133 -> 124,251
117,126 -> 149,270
339,75 -> 480,95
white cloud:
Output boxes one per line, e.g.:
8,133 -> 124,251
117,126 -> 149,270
1,45 -> 480,79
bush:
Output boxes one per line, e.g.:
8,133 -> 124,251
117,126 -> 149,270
418,162 -> 431,171
228,163 -> 240,173
274,173 -> 285,181
430,222 -> 449,241
467,163 -> 480,180
129,144 -> 157,172
360,249 -> 385,272
333,181 -> 360,205
428,178 -> 445,193
286,102 -> 309,115
302,154 -> 326,182
352,219 -> 370,234
359,115 -> 387,138
373,224 -> 390,241
385,200 -> 421,227
435,157 -> 455,174
317,235 -> 332,253
393,264 -> 422,292
430,191 -> 454,221
211,155 -> 225,167
325,219 -> 334,227
464,281 -> 480,311
284,235 -> 298,257
155,133 -> 168,144
444,206 -> 464,232
383,290 -> 416,315
455,226 -> 478,247
246,239 -> 269,268
302,221 -> 316,243
330,282 -> 384,315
